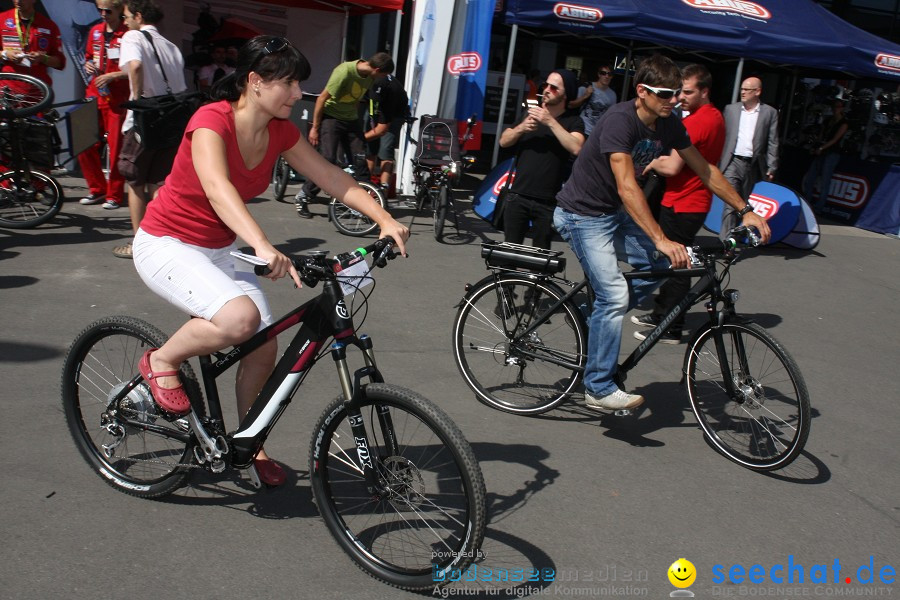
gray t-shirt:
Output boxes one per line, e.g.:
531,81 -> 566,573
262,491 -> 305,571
557,100 -> 691,216
579,84 -> 617,136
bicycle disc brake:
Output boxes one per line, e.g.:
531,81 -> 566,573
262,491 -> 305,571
380,456 -> 426,509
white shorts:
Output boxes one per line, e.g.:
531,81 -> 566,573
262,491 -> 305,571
133,229 -> 273,329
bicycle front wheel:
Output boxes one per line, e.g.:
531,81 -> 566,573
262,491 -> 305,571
0,73 -> 53,116
0,170 -> 63,228
685,321 -> 811,471
310,383 -> 486,591
433,184 -> 449,242
61,316 -> 203,498
271,156 -> 291,203
453,275 -> 587,415
329,181 -> 385,237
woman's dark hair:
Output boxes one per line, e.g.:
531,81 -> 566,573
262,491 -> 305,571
210,36 -> 311,102
125,0 -> 163,23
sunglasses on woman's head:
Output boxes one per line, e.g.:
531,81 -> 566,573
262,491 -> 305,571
640,84 -> 681,100
262,37 -> 290,56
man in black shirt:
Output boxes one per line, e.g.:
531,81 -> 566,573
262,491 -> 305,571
498,69 -> 585,249
553,55 -> 771,412
365,74 -> 409,193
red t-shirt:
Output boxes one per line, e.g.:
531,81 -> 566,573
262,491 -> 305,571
84,21 -> 129,107
0,9 -> 65,87
661,103 -> 725,213
141,101 -> 301,248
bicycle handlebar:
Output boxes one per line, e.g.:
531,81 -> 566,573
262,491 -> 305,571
693,226 -> 762,258
252,237 -> 399,285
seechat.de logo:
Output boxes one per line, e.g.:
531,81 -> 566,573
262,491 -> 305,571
747,193 -> 779,219
875,53 -> 900,72
827,173 -> 870,208
447,52 -> 482,76
682,0 -> 772,20
553,3 -> 603,23
493,172 -> 515,196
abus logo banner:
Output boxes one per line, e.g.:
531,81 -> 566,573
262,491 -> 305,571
553,3 -> 603,23
747,193 -> 780,219
827,173 -> 870,208
875,53 -> 900,73
447,52 -> 482,75
682,0 -> 772,20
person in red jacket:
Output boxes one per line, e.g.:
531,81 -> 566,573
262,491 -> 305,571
77,0 -> 131,208
0,0 -> 65,92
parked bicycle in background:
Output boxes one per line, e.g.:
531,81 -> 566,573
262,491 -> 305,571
0,72 -> 64,228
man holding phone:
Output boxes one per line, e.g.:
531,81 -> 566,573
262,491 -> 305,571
498,69 -> 585,249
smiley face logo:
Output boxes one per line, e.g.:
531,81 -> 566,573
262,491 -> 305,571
668,558 -> 696,588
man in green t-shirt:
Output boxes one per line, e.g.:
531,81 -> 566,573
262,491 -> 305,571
295,52 -> 394,218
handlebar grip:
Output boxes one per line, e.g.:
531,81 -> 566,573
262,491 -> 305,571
254,265 -> 272,277
373,236 -> 396,268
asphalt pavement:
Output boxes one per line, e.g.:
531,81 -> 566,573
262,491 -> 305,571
1,173 -> 897,600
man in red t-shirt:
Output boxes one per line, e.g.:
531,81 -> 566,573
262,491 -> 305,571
0,0 -> 65,90
77,0 -> 130,208
633,63 -> 726,343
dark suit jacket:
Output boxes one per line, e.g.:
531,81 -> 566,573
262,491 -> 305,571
718,102 -> 779,197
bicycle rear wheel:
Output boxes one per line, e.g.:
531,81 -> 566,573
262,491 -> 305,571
310,384 -> 486,591
271,156 -> 291,203
453,275 -> 587,415
61,316 -> 203,498
0,73 -> 53,116
0,169 -> 63,228
685,321 -> 811,471
433,184 -> 449,242
329,181 -> 385,237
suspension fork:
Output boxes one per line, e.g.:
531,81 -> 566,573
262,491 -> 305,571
331,336 -> 396,495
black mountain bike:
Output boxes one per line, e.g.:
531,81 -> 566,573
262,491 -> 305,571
62,237 -> 486,590
452,229 -> 811,471
0,72 -> 64,228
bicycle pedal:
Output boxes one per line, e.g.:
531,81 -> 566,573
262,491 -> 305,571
613,409 -> 634,417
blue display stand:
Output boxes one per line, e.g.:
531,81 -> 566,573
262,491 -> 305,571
472,157 -> 515,226
704,181 -> 804,245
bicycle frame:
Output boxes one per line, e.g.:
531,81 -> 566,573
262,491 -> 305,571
496,258 -> 745,398
109,274 -> 392,491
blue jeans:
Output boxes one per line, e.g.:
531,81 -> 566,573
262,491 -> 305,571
553,207 -> 669,397
802,152 -> 841,209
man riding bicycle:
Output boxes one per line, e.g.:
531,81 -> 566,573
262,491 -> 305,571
553,54 -> 770,412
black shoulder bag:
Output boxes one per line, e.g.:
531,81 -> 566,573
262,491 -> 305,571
121,30 -> 204,151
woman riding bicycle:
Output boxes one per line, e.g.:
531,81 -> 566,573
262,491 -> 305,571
132,36 -> 409,486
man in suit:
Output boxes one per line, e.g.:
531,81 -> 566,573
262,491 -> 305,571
718,76 -> 778,237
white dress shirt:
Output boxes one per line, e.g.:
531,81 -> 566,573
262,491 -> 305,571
734,103 -> 760,158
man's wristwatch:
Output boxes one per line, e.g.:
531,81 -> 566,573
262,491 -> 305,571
738,204 -> 754,217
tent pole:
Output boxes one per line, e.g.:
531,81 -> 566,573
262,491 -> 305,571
341,7 -> 349,61
731,57 -> 745,103
491,23 -> 518,168
621,40 -> 634,98
783,71 -> 797,144
391,9 -> 402,69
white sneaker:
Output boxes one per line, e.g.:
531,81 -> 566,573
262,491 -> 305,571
79,193 -> 105,205
585,389 -> 644,411
102,199 -> 122,210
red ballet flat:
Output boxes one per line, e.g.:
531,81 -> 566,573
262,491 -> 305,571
254,458 -> 286,487
138,349 -> 191,415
